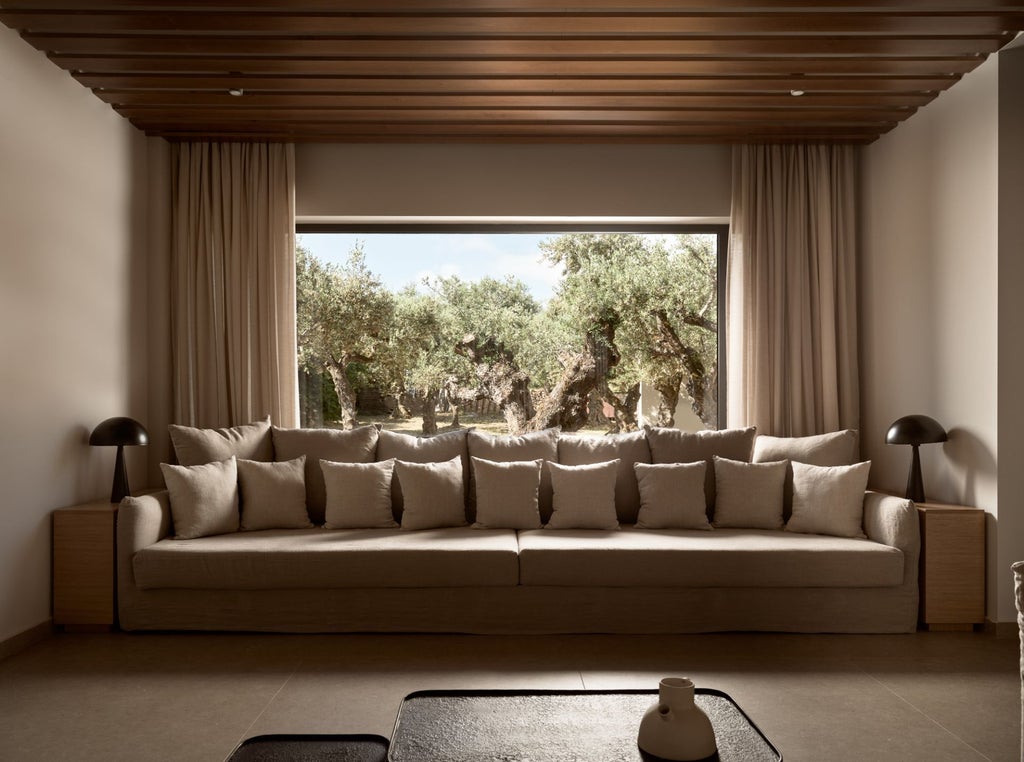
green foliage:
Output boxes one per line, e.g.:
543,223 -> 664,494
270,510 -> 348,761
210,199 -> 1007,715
296,233 -> 719,431
296,244 -> 395,371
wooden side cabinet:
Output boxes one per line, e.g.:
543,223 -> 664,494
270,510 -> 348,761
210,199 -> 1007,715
916,502 -> 985,631
53,500 -> 118,631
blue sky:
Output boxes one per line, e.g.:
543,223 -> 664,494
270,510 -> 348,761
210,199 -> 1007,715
297,232 -> 563,302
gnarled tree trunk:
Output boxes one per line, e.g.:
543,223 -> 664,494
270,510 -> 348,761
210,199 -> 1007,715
654,375 -> 683,427
326,361 -> 358,430
420,388 -> 439,435
600,382 -> 641,432
455,334 -> 534,434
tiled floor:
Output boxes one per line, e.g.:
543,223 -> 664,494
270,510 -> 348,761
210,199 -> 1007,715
0,630 -> 1018,761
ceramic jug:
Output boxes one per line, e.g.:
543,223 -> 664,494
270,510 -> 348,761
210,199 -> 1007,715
637,677 -> 718,761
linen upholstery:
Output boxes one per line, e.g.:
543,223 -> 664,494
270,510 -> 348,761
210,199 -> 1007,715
377,428 -> 470,518
518,527 -> 902,588
545,460 -> 620,530
322,459 -> 397,530
117,490 -> 920,634
468,428 -> 559,522
787,461 -> 872,538
712,456 -> 787,530
237,456 -> 312,531
471,457 -> 543,530
645,426 -> 757,512
168,417 -> 273,466
271,425 -> 378,524
753,429 -> 860,517
159,457 -> 239,540
133,527 -> 520,589
395,456 -> 467,530
634,462 -> 711,530
557,430 -> 651,523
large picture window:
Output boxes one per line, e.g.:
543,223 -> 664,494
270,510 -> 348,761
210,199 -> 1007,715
295,225 -> 726,436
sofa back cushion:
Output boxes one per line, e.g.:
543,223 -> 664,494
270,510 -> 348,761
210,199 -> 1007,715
468,428 -> 559,522
752,429 -> 859,519
377,428 -> 471,520
645,426 -> 757,514
168,417 -> 273,466
557,430 -> 651,524
272,425 -> 379,524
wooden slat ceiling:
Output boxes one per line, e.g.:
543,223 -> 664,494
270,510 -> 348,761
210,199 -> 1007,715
2,2 -> 1022,143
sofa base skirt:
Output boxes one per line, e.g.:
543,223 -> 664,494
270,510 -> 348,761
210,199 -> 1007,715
119,584 -> 918,634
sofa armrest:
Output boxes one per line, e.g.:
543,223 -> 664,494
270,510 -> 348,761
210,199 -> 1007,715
863,491 -> 920,590
117,491 -> 172,601
863,491 -> 917,550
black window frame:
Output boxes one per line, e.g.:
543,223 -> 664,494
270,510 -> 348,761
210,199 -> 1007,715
295,222 -> 729,428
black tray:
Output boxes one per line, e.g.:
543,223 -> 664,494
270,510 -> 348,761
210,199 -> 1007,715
390,688 -> 781,762
227,733 -> 389,762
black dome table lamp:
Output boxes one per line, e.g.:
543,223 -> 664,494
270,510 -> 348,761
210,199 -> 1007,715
89,417 -> 149,503
885,414 -> 947,503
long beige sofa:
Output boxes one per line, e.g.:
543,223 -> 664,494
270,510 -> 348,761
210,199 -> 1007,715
116,424 -> 920,634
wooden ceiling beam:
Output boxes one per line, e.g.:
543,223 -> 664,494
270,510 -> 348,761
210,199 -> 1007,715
53,55 -> 989,78
5,10 -> 1024,36
4,1 -> 1024,11
87,75 -> 960,93
93,91 -> 930,110
22,34 -> 1010,58
113,106 -> 899,125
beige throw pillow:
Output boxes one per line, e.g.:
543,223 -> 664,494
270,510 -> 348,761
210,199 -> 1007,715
712,456 -> 787,530
271,425 -> 379,524
634,462 -> 711,530
545,460 -> 620,530
237,456 -> 311,531
645,426 -> 757,512
395,456 -> 467,530
168,417 -> 272,466
378,429 -> 471,518
786,461 -> 871,538
471,457 -> 543,530
557,430 -> 651,524
322,459 -> 398,529
468,428 -> 559,522
160,456 -> 239,540
752,429 -> 859,518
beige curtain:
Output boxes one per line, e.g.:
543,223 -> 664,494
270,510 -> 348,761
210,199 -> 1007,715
170,142 -> 298,429
726,144 -> 858,436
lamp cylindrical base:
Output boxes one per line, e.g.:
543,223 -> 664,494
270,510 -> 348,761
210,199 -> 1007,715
905,444 -> 925,504
110,445 -> 130,504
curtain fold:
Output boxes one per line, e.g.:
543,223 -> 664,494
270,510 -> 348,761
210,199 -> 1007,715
171,142 -> 298,429
726,144 -> 858,437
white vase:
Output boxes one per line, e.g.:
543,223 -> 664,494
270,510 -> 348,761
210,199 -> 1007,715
637,677 -> 718,761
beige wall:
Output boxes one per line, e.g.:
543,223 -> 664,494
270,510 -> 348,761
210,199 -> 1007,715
0,28 -> 152,642
860,53 -> 1023,622
296,143 -> 732,219
997,42 -> 1024,625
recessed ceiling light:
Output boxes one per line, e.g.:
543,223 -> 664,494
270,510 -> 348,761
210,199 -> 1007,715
228,88 -> 244,97
790,89 -> 805,97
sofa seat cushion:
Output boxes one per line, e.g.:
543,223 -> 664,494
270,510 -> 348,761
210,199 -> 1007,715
517,526 -> 903,588
133,527 -> 519,590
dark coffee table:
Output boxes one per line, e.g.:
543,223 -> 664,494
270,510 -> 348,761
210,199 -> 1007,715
390,689 -> 781,762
